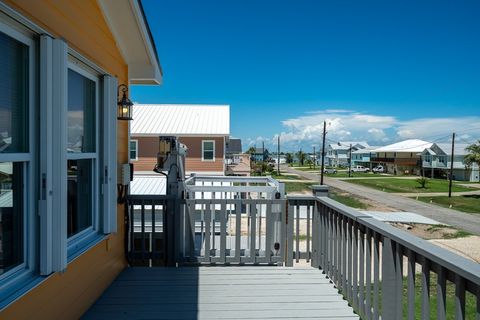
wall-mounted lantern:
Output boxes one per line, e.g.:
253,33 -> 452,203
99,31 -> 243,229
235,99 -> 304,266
117,84 -> 133,120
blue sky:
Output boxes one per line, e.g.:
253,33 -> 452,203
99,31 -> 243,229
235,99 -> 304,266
133,0 -> 480,151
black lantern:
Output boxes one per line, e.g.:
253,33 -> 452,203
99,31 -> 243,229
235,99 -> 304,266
117,84 -> 133,120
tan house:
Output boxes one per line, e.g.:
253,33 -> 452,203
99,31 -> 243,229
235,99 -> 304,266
131,104 -> 230,175
371,139 -> 433,175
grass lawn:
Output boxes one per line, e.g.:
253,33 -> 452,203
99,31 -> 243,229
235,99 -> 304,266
293,166 -> 320,172
417,195 -> 480,214
326,172 -> 392,178
270,173 -> 306,180
284,181 -> 316,194
329,191 -> 368,209
346,178 -> 474,193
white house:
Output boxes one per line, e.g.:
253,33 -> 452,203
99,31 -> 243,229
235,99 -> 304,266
422,143 -> 480,182
326,141 -> 369,167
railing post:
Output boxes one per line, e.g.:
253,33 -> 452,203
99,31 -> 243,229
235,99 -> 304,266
381,237 -> 398,320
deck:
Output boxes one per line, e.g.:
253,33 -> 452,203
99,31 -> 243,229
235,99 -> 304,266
83,266 -> 358,319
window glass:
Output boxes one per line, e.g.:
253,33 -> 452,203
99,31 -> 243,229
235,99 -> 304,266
0,32 -> 28,153
67,69 -> 95,153
0,162 -> 23,275
203,141 -> 214,160
130,140 -> 137,160
67,159 -> 93,237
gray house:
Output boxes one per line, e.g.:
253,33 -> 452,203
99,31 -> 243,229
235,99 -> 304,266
421,143 -> 480,181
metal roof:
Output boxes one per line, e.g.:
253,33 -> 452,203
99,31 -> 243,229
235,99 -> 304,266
435,143 -> 471,156
373,139 -> 433,153
131,104 -> 230,136
130,175 -> 167,195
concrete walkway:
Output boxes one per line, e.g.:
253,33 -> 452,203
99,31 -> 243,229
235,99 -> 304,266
283,165 -> 480,235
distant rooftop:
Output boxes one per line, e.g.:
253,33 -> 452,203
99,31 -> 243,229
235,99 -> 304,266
131,104 -> 230,136
373,139 -> 433,153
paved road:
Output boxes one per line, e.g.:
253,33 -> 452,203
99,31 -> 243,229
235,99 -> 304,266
283,165 -> 480,235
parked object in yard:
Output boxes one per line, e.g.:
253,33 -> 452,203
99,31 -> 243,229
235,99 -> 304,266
350,165 -> 370,173
372,165 -> 385,173
323,168 -> 337,174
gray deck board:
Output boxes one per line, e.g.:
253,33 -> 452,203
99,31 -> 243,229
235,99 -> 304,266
83,266 -> 358,320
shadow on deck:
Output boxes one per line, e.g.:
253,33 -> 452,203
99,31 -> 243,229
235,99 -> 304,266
83,266 -> 358,319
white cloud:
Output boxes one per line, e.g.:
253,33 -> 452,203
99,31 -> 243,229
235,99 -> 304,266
259,110 -> 480,151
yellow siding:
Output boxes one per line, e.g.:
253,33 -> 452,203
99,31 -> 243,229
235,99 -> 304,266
0,1 -> 130,319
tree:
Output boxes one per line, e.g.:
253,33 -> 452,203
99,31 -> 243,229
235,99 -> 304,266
297,150 -> 306,166
465,140 -> 480,168
305,158 -> 313,169
285,153 -> 293,164
246,146 -> 256,154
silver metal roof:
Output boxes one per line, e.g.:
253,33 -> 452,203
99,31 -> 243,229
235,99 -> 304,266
131,104 -> 230,136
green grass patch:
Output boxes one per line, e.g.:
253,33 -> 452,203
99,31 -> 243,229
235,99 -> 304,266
418,195 -> 480,214
270,173 -> 306,180
329,192 -> 368,209
284,181 -> 316,194
346,178 -> 474,193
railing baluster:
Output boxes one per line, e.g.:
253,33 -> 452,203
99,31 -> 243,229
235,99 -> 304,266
365,228 -> 372,320
235,200 -> 241,263
151,200 -> 156,263
204,202 -> 211,262
334,210 -> 339,285
353,221 -> 359,310
141,199 -> 146,264
407,249 -> 416,320
437,266 -> 447,320
359,226 -> 365,317
286,203 -> 294,267
455,275 -> 466,320
421,258 -> 430,320
373,231 -> 380,320
395,242 -> 403,319
265,202 -> 273,264
250,202 -> 257,263
348,217 -> 353,303
320,204 -> 326,270
220,201 -> 227,264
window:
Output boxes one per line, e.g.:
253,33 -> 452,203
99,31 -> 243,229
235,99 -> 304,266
66,66 -> 98,239
202,140 -> 215,161
130,140 -> 138,161
0,24 -> 34,278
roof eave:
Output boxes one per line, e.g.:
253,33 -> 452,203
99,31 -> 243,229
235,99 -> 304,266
97,0 -> 162,85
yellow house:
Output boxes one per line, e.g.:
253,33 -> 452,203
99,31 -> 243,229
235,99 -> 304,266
0,0 -> 161,318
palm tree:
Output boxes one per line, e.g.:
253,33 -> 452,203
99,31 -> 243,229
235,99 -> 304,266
297,150 -> 306,166
285,153 -> 293,164
465,140 -> 480,167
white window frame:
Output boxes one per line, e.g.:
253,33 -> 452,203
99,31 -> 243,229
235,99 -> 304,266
202,140 -> 215,162
65,59 -> 101,258
130,139 -> 138,161
0,18 -> 37,286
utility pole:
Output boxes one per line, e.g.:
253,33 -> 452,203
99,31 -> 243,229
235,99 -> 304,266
320,121 -> 326,185
262,140 -> 265,175
448,132 -> 455,198
313,146 -> 316,170
277,135 -> 280,176
348,143 -> 352,178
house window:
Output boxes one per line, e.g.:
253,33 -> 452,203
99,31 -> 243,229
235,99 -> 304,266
130,140 -> 138,161
67,66 -> 98,238
202,140 -> 215,161
0,25 -> 33,277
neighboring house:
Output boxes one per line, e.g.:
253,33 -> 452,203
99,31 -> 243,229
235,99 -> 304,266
226,154 -> 251,176
326,141 -> 369,167
251,148 -> 269,162
226,138 -> 242,156
351,147 -> 379,168
372,139 -> 433,175
131,104 -> 230,176
0,1 -> 161,319
422,143 -> 480,182
225,138 -> 251,176
271,154 -> 287,164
